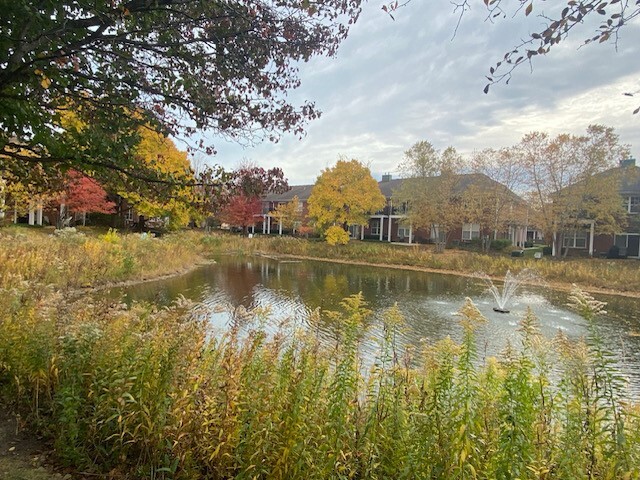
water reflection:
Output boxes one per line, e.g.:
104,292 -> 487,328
107,255 -> 640,393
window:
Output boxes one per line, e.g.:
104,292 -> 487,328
462,223 -> 480,241
398,226 -> 410,238
370,220 -> 380,236
615,234 -> 628,248
124,207 -> 133,222
563,230 -> 587,249
629,196 -> 640,214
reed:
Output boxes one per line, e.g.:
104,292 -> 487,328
0,228 -> 204,289
1,281 -> 638,479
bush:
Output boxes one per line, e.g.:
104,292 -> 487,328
542,246 -> 553,255
490,239 -> 512,251
325,225 -> 350,246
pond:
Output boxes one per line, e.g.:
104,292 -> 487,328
109,255 -> 640,394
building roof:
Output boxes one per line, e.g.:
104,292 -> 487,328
619,166 -> 640,194
262,172 -> 524,204
558,162 -> 640,196
263,184 -> 314,202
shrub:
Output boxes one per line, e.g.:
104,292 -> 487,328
325,225 -> 350,246
490,239 -> 512,251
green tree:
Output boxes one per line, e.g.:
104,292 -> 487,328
308,158 -> 385,239
0,0 -> 363,185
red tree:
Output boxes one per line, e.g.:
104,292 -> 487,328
62,170 -> 116,225
219,195 -> 262,235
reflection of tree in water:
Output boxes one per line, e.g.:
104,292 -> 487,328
213,259 -> 263,309
107,266 -> 214,306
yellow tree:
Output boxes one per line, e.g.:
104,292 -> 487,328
120,129 -> 197,230
307,158 -> 385,238
466,146 -> 527,248
394,142 -> 464,252
0,160 -> 60,223
519,125 -> 629,257
273,195 -> 304,234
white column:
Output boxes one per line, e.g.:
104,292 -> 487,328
589,221 -> 595,257
409,225 -> 413,244
251,225 -> 255,234
388,201 -> 393,242
552,232 -> 557,257
379,218 -> 383,241
360,225 -> 364,240
36,204 -> 43,226
262,215 -> 266,234
28,206 -> 35,225
267,215 -> 271,234
278,218 -> 282,235
0,179 -> 4,220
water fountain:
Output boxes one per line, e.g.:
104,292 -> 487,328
476,269 -> 541,313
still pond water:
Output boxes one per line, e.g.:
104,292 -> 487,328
111,255 -> 640,394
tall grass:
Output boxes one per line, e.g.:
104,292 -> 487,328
0,228 -> 205,289
1,280 -> 638,479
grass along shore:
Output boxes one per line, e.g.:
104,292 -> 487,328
2,226 -> 640,478
1,226 -> 639,295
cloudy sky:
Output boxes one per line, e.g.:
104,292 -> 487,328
196,1 -> 640,185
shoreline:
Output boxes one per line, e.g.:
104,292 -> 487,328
266,253 -> 640,300
64,249 -> 639,302
71,258 -> 217,295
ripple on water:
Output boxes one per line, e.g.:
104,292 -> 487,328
112,258 -> 640,396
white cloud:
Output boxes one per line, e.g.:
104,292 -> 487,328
195,2 -> 640,184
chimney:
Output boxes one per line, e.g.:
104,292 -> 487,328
381,173 -> 392,182
620,158 -> 636,168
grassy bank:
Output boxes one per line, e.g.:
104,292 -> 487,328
1,226 -> 638,294
1,281 -> 639,479
0,227 -> 206,289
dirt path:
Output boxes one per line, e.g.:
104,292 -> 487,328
0,412 -> 70,480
